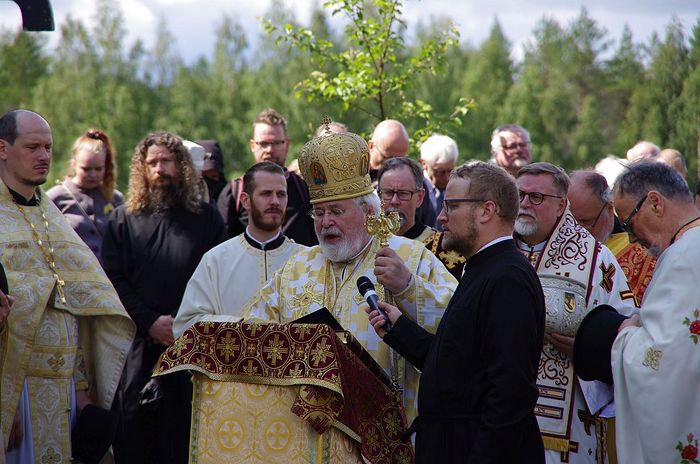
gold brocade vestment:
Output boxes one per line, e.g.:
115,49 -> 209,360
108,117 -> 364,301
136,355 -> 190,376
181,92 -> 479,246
0,182 -> 135,463
244,234 -> 457,421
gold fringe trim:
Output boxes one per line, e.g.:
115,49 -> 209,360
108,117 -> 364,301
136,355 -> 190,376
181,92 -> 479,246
542,436 -> 571,452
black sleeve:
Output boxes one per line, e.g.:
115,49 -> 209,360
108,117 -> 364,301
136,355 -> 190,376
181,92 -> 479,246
101,208 -> 160,337
383,315 -> 435,370
467,266 -> 544,463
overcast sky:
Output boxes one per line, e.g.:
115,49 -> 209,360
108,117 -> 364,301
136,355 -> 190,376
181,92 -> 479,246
1,0 -> 698,63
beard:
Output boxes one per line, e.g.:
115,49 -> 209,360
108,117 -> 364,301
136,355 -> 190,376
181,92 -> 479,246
148,178 -> 184,213
249,200 -> 285,232
317,225 -> 368,262
443,208 -> 479,256
514,207 -> 539,237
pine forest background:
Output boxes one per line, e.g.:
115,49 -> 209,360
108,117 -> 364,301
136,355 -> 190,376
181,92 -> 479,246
1,0 -> 699,192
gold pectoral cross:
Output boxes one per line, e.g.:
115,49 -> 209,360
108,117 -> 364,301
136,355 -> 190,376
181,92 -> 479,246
54,275 -> 67,305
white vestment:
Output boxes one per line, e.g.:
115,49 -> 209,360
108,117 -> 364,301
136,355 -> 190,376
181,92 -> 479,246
612,226 -> 700,464
174,233 -> 302,338
516,209 -> 638,464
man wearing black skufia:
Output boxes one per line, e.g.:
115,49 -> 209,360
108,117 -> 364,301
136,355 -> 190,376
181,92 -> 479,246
102,131 -> 225,464
366,160 -> 545,463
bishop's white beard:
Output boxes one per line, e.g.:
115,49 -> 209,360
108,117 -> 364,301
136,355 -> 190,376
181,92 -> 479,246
318,226 -> 368,262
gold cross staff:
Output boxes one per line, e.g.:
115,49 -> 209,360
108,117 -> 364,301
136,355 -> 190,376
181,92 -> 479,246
364,201 -> 400,247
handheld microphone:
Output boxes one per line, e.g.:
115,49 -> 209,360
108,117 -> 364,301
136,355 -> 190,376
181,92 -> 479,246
357,276 -> 392,331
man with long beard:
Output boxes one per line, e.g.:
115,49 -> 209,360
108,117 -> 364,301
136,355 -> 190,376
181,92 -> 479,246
377,156 -> 466,280
245,126 -> 457,422
513,162 -> 637,464
102,131 -> 225,464
173,161 -> 304,337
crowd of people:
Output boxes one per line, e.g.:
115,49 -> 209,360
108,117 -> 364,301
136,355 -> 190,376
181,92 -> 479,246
0,107 -> 698,464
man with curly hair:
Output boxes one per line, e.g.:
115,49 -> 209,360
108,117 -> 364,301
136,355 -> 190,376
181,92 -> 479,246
102,131 -> 225,464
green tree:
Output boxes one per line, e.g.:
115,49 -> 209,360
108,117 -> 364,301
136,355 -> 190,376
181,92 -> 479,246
618,18 -> 690,151
263,0 -> 472,150
32,0 -> 158,190
456,20 -> 513,160
0,28 -> 48,114
605,25 -> 644,155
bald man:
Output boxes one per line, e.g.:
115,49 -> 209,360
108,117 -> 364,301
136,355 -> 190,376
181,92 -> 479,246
368,119 -> 436,226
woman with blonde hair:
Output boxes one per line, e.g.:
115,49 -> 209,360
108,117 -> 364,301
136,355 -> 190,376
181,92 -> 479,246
48,128 -> 123,264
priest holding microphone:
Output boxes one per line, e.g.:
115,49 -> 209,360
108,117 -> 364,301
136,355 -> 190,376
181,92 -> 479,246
366,160 -> 546,463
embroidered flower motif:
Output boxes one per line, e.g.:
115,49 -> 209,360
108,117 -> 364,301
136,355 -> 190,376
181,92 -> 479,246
682,309 -> 700,344
677,433 -> 699,463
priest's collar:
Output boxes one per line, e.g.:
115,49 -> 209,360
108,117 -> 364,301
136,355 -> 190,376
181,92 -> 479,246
403,221 -> 427,240
514,235 -> 546,252
244,228 -> 285,251
8,186 -> 41,206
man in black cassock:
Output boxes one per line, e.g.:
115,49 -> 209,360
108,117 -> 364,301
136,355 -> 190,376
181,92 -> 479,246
367,160 -> 545,463
102,132 -> 225,464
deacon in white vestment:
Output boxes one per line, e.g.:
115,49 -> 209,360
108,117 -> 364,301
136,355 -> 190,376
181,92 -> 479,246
174,162 -> 303,338
514,163 -> 637,464
610,160 -> 700,464
244,126 -> 457,421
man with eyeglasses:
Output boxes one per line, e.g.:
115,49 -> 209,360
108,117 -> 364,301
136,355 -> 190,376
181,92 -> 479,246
246,127 -> 457,423
377,157 -> 465,279
569,170 -> 656,303
419,134 -> 458,229
575,160 -> 700,463
217,108 -> 317,246
490,124 -> 533,177
514,162 -> 637,464
366,161 -> 546,463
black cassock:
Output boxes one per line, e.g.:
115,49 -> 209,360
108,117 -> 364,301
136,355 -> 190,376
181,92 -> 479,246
384,239 -> 545,463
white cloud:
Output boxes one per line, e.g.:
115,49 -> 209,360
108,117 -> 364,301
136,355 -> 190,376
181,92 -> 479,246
0,0 -> 697,64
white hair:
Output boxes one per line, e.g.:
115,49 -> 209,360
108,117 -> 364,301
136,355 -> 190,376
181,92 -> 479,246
354,191 -> 382,216
420,134 -> 458,166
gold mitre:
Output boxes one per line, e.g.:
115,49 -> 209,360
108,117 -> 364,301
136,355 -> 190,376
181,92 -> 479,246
297,118 -> 374,204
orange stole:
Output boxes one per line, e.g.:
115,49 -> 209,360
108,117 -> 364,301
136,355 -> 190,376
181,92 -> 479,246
154,322 -> 413,464
606,233 -> 656,302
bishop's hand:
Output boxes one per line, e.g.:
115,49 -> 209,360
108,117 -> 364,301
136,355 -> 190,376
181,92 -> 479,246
374,247 -> 412,294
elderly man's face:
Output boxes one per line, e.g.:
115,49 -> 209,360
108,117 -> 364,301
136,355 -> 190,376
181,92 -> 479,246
311,198 -> 371,262
495,130 -> 531,175
515,173 -> 566,245
423,160 -> 454,190
613,191 -> 663,256
568,181 -> 615,243
369,133 -> 409,169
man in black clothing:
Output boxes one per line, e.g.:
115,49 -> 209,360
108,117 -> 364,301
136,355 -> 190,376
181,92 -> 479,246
367,160 -> 545,463
217,109 -> 317,245
102,131 -> 225,464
